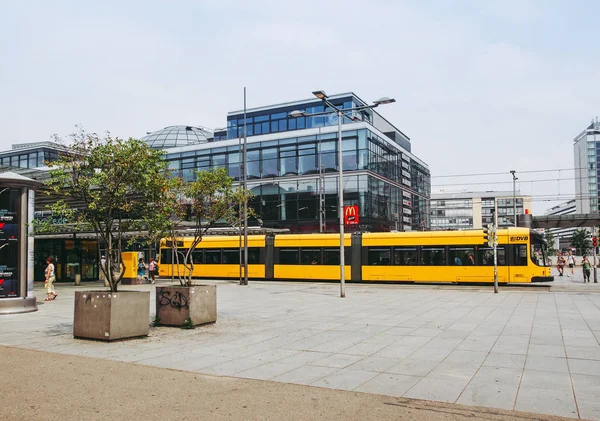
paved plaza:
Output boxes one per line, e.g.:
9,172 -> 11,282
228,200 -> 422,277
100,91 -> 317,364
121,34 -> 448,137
2,274 -> 600,420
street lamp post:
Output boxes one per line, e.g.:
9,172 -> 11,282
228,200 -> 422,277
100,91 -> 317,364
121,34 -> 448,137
510,170 -> 517,227
289,91 -> 395,298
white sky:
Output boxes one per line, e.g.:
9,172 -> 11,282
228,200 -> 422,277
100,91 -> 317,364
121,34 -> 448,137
1,0 -> 599,214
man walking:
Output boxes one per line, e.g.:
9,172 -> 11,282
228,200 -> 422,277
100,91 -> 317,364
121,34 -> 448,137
582,255 -> 591,283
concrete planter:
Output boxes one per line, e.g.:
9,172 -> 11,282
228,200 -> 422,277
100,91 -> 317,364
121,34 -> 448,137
155,285 -> 216,327
73,291 -> 150,341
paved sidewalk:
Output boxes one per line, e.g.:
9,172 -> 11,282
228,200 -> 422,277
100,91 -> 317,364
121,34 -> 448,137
2,280 -> 600,419
0,345 -> 571,421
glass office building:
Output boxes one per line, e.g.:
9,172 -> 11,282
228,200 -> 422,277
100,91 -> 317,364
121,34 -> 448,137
153,93 -> 431,232
573,119 -> 600,214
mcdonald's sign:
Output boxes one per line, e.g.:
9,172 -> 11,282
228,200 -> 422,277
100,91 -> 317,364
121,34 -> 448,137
344,205 -> 359,225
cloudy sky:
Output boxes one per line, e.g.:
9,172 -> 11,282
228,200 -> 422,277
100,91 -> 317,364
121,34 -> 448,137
2,0 -> 599,213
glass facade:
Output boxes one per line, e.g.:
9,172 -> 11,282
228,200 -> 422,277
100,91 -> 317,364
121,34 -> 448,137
0,148 -> 59,170
227,96 -> 369,140
141,125 -> 212,149
166,127 -> 430,232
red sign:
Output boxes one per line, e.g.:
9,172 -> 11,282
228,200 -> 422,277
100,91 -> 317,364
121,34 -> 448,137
344,206 -> 359,225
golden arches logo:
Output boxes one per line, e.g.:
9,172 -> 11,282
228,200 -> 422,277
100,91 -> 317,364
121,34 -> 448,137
345,206 -> 357,216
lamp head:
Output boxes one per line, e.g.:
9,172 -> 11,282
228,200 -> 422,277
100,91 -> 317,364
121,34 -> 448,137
312,90 -> 328,100
373,96 -> 396,105
288,110 -> 307,118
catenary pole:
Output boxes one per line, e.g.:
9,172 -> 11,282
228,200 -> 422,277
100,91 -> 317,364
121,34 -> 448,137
338,109 -> 345,298
243,87 -> 249,286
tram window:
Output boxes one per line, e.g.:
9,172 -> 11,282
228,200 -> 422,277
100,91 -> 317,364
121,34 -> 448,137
323,249 -> 339,265
477,247 -> 506,266
160,249 -> 171,265
322,248 -> 351,265
173,249 -> 191,264
513,245 -> 528,266
280,248 -> 299,264
421,247 -> 446,266
223,249 -> 239,264
205,250 -> 221,264
449,247 -> 475,266
191,250 -> 203,264
531,243 -> 548,266
393,247 -> 418,266
302,249 -> 321,265
368,247 -> 391,265
248,248 -> 261,264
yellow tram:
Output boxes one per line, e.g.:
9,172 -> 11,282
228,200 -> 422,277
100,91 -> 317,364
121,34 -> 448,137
158,227 -> 552,284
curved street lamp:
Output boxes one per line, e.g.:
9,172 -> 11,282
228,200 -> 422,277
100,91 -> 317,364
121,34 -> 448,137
289,91 -> 395,298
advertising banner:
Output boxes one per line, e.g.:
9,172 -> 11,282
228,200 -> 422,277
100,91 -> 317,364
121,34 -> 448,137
0,188 -> 20,298
344,205 -> 359,225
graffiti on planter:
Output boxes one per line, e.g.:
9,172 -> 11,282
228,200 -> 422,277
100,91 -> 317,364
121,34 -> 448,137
159,291 -> 189,310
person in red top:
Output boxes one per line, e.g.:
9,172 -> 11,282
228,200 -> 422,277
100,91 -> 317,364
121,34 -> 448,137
557,252 -> 566,276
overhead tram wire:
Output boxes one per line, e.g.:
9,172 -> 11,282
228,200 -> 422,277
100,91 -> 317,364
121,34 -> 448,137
431,167 -> 587,179
432,177 -> 578,187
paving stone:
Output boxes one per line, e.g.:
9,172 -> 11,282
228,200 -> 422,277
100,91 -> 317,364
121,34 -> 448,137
520,369 -> 573,391
385,358 -> 440,377
457,381 -> 519,410
525,355 -> 569,373
515,386 -> 578,418
404,376 -> 470,403
312,353 -> 364,369
568,358 -> 600,376
271,364 -> 339,385
483,352 -> 526,369
312,368 -> 379,391
356,373 -> 422,397
347,356 -> 398,373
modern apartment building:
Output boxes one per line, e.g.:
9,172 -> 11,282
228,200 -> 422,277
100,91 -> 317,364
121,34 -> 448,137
574,118 -> 600,214
430,191 -> 531,230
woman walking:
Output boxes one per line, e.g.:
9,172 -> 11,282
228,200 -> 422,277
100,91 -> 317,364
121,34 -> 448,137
45,256 -> 57,301
137,258 -> 145,285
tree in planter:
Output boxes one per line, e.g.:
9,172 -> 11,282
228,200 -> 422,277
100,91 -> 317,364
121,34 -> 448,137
570,229 -> 591,256
36,129 -> 172,292
174,168 -> 253,287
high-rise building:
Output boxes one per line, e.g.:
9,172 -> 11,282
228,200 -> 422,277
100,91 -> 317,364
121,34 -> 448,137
574,118 -> 600,214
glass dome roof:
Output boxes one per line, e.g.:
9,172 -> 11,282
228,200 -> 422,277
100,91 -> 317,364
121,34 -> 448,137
141,125 -> 213,149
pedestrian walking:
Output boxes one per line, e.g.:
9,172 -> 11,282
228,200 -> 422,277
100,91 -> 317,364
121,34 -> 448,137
99,255 -> 107,285
567,251 -> 576,277
557,252 -> 566,276
582,256 -> 592,283
44,256 -> 57,301
137,258 -> 145,285
148,257 -> 156,284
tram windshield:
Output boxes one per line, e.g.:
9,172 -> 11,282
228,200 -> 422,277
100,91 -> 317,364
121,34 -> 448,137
531,236 -> 549,267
